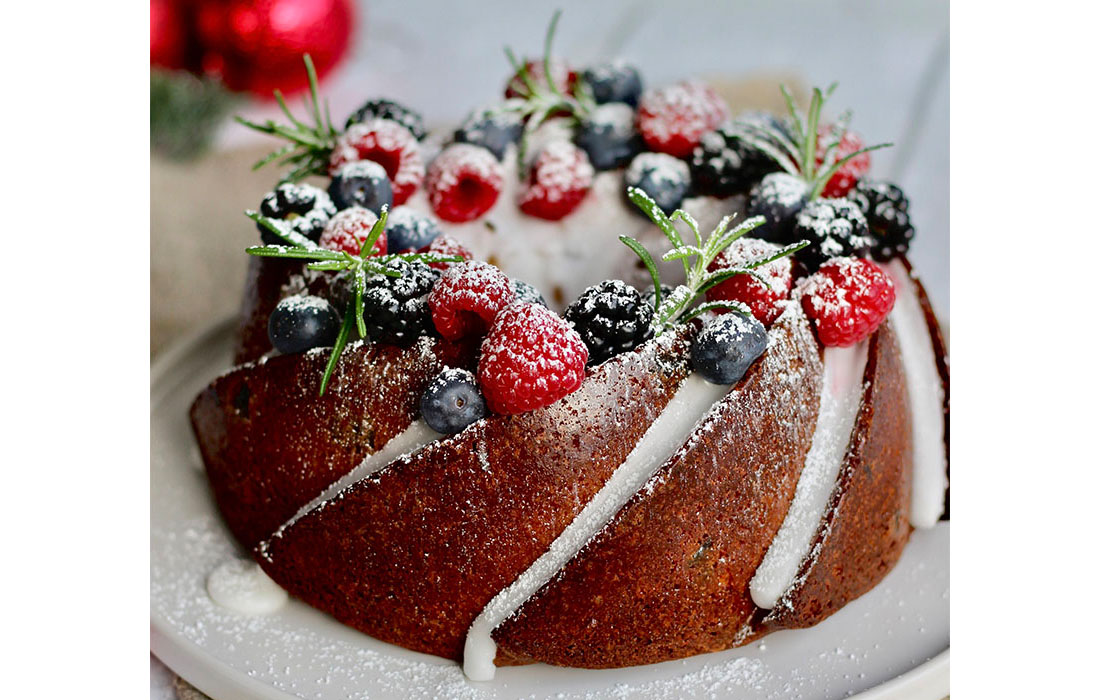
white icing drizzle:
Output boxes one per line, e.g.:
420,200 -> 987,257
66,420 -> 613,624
461,374 -> 732,681
749,342 -> 869,610
884,260 -> 947,528
258,419 -> 441,558
206,557 -> 287,616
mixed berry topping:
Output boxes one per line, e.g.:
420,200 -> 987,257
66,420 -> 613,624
564,280 -> 654,365
428,261 -> 516,341
478,302 -> 588,415
637,81 -> 730,158
318,207 -> 386,256
419,368 -> 487,434
328,160 -> 394,213
257,183 -> 336,244
345,98 -> 427,140
519,141 -> 595,220
791,198 -> 872,270
690,116 -> 784,197
454,108 -> 523,161
328,120 -> 424,205
418,235 -> 472,271
581,61 -> 643,107
706,238 -> 793,326
816,125 -> 869,198
385,206 -> 442,252
625,152 -> 691,215
847,181 -> 915,261
575,103 -> 643,171
801,257 -> 896,347
691,312 -> 769,385
747,172 -> 810,244
267,295 -> 341,355
359,259 -> 440,346
426,144 -> 504,223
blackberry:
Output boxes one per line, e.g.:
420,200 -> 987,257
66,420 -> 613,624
512,279 -> 547,307
328,160 -> 394,213
691,312 -> 768,385
641,284 -> 674,311
453,108 -> 523,161
747,173 -> 809,245
847,181 -> 915,261
791,198 -> 872,270
625,152 -> 691,215
419,368 -> 487,434
360,259 -> 440,345
345,98 -> 426,140
564,280 -> 654,365
575,103 -> 642,170
581,61 -> 643,107
267,295 -> 341,354
257,183 -> 336,244
690,115 -> 784,197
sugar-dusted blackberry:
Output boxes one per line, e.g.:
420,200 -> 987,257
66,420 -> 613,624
512,279 -> 547,307
575,102 -> 643,170
564,279 -> 654,365
359,259 -> 440,345
453,108 -> 523,161
791,198 -> 873,270
345,98 -> 427,140
641,284 -> 674,311
625,152 -> 691,215
581,61 -> 643,107
328,160 -> 394,213
257,183 -> 336,244
747,172 -> 809,245
690,116 -> 784,197
848,180 -> 915,261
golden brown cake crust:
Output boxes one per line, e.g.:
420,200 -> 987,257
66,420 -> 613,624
492,310 -> 822,669
255,332 -> 692,660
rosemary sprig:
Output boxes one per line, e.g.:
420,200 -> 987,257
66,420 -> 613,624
621,188 -> 808,335
235,54 -> 340,183
496,10 -> 595,167
726,84 -> 892,200
245,208 -> 463,394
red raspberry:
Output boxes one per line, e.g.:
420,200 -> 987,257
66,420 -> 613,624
478,303 -> 588,414
329,119 -> 425,205
504,59 -> 576,98
426,144 -> 504,223
801,257 -> 896,347
417,235 -> 472,270
637,81 -> 729,158
318,207 -> 385,256
815,126 -> 869,198
705,238 -> 793,326
518,141 -> 594,220
428,261 -> 516,341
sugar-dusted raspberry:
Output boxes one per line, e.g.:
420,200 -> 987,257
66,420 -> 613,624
417,235 -> 472,271
478,303 -> 588,415
318,206 -> 385,256
328,119 -> 425,205
637,81 -> 730,158
801,257 -> 896,347
815,125 -> 870,198
504,58 -> 575,99
426,144 -> 504,222
428,261 -> 516,341
706,237 -> 793,326
518,141 -> 594,220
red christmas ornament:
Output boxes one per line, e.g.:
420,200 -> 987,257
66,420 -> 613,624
150,0 -> 190,70
194,0 -> 355,97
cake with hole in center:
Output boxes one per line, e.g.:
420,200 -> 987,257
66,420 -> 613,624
190,14 -> 948,681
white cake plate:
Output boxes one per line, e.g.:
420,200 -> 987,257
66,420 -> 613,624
152,319 -> 949,700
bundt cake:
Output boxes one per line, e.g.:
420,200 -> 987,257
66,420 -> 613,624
190,15 -> 948,683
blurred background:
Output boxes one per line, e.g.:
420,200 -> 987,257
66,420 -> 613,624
150,0 -> 948,357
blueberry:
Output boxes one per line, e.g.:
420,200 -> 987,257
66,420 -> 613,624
419,368 -> 487,434
454,108 -> 523,161
386,206 -> 442,251
575,103 -> 643,170
625,152 -> 691,215
257,183 -> 336,244
512,279 -> 548,307
267,295 -> 341,355
582,61 -> 643,107
328,160 -> 394,213
747,173 -> 810,245
691,312 -> 768,385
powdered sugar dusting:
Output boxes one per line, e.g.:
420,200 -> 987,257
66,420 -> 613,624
625,152 -> 689,188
